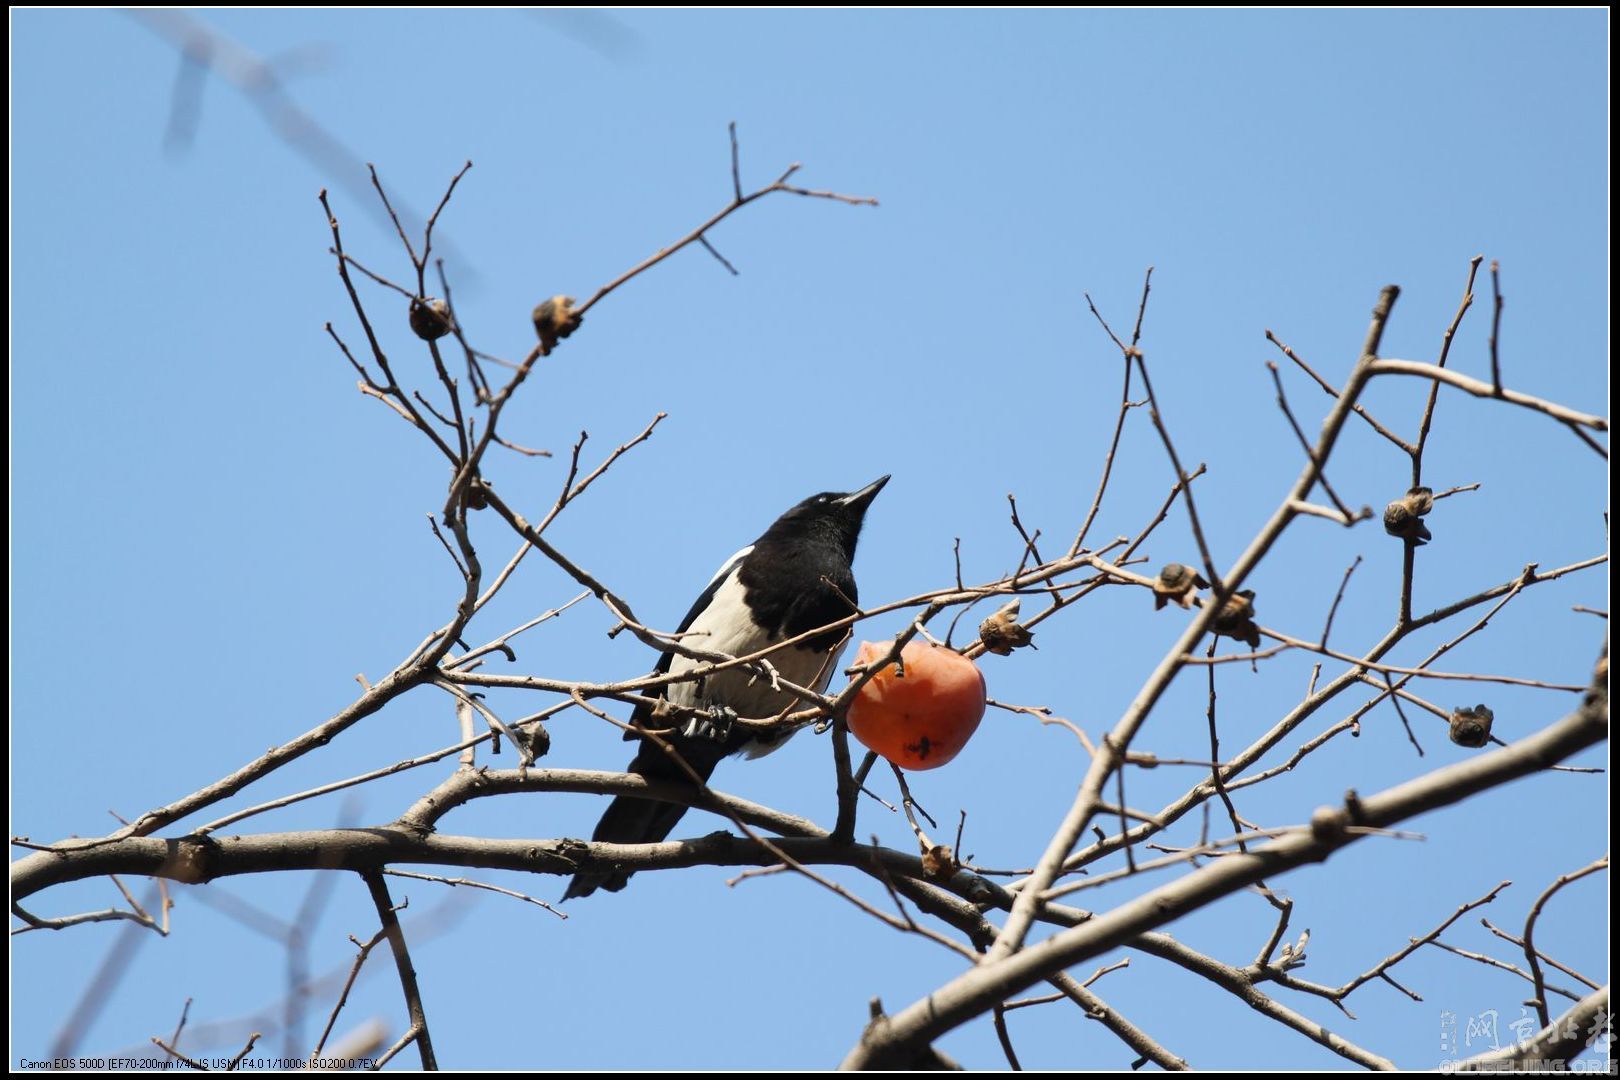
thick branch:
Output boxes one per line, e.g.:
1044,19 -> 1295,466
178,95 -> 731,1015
1450,985 -> 1610,1071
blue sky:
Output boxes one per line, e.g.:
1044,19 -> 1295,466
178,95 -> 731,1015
11,9 -> 1609,1070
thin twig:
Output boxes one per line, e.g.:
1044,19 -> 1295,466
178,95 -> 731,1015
359,871 -> 437,1069
1522,856 -> 1608,1027
575,131 -> 875,321
1488,259 -> 1504,395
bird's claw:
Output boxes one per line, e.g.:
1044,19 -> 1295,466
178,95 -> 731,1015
747,659 -> 783,693
681,705 -> 738,743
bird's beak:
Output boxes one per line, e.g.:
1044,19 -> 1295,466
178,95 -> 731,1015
838,474 -> 891,513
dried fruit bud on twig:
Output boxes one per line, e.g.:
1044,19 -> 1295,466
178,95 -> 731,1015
1153,562 -> 1209,610
1275,929 -> 1311,972
1383,486 -> 1435,545
978,599 -> 1034,655
1448,704 -> 1494,748
408,297 -> 454,341
518,723 -> 551,762
532,295 -> 582,354
920,844 -> 958,879
1212,589 -> 1261,648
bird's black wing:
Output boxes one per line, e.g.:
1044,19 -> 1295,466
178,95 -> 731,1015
625,547 -> 751,736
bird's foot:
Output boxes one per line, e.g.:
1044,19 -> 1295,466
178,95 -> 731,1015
746,659 -> 782,692
680,705 -> 738,744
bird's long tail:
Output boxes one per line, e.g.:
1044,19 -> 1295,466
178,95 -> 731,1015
563,739 -> 727,900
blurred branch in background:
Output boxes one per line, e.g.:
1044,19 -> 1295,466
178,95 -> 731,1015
128,10 -> 475,280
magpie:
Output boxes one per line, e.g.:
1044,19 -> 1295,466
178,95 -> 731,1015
563,475 -> 889,900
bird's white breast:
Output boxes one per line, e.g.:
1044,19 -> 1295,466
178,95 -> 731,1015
666,566 -> 845,757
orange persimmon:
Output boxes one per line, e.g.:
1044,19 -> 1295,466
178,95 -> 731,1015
846,641 -> 987,770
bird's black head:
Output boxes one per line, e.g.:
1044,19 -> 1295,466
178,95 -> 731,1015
758,475 -> 889,562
